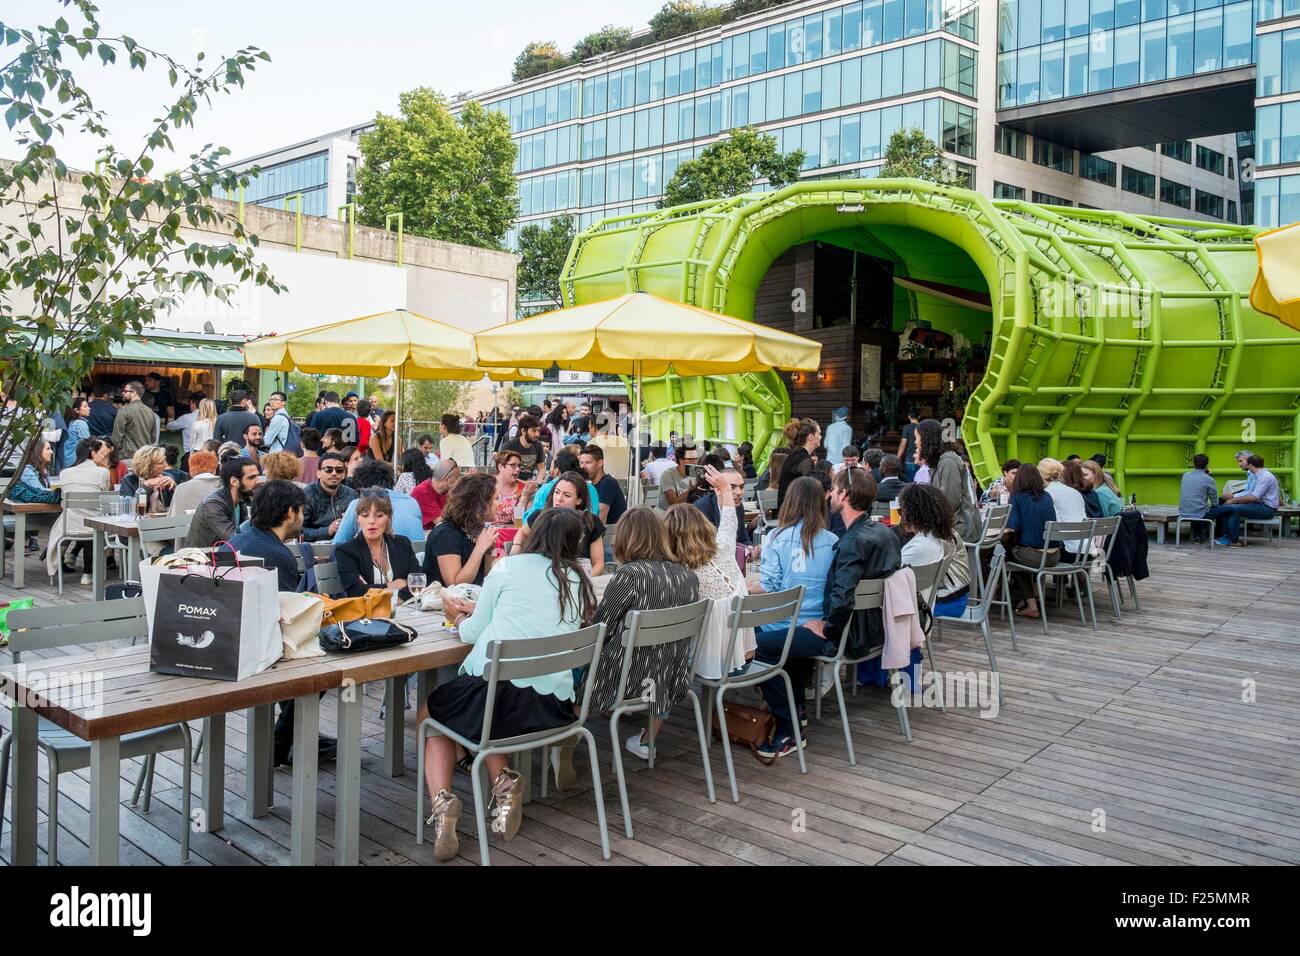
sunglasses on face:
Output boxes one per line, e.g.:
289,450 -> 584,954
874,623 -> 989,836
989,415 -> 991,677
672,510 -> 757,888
320,466 -> 346,474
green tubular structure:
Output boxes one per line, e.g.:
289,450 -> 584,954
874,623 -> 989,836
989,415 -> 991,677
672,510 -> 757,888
560,178 -> 1300,503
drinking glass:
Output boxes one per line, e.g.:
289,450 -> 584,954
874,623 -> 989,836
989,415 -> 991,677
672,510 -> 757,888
408,573 -> 426,601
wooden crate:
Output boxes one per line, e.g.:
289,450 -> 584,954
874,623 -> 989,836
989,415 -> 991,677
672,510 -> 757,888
901,372 -> 922,391
920,372 -> 944,391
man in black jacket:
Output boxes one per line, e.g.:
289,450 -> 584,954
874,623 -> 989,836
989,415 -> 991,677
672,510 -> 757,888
874,454 -> 906,503
187,456 -> 259,548
301,452 -> 358,542
752,467 -> 900,763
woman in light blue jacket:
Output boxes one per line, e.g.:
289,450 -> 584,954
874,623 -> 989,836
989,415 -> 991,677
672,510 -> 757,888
753,475 -> 838,627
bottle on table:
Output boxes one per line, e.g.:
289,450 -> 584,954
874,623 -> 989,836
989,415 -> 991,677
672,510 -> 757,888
136,489 -> 149,518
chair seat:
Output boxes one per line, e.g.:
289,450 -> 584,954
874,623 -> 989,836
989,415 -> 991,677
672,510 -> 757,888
35,717 -> 190,771
697,658 -> 780,689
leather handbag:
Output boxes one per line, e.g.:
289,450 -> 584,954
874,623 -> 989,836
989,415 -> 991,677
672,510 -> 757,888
318,618 -> 417,654
317,588 -> 393,626
279,592 -> 325,660
711,700 -> 776,756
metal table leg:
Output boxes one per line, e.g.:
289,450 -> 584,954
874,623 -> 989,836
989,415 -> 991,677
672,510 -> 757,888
334,685 -> 362,866
382,675 -> 403,777
127,535 -> 141,582
8,702 -> 37,865
12,510 -> 25,588
92,528 -> 106,602
0,511 -> 7,580
88,735 -> 121,866
201,714 -> 225,832
246,705 -> 272,818
289,691 -> 319,866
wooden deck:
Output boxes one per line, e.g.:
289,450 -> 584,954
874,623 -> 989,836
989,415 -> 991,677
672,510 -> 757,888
3,531 -> 1299,866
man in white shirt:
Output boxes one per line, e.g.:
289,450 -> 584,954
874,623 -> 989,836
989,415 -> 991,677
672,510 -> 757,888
642,444 -> 676,485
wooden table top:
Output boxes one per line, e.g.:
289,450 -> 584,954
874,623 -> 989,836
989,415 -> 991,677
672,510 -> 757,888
83,514 -> 147,537
323,611 -> 469,686
2,501 -> 62,514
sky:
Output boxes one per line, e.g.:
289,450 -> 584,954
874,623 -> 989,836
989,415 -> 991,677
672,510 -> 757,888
0,0 -> 666,168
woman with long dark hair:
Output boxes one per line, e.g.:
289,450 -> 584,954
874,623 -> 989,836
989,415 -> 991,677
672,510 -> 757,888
897,482 -> 972,617
1002,463 -> 1058,619
423,472 -> 496,587
369,410 -> 396,463
754,475 -> 838,624
395,446 -> 432,496
512,470 -> 605,575
420,508 -> 595,861
62,397 -> 91,469
1062,459 -> 1102,518
917,419 -> 979,541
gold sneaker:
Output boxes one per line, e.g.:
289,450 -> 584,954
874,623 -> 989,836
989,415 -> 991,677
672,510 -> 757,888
426,788 -> 461,862
489,767 -> 524,841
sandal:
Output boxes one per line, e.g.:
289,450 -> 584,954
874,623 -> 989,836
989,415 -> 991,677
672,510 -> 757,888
1019,606 -> 1041,619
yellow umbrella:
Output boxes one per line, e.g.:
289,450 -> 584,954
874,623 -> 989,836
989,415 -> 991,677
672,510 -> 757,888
1251,223 -> 1300,333
473,292 -> 822,500
244,308 -> 542,468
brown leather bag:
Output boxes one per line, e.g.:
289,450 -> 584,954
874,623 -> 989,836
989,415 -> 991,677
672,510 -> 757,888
712,701 -> 776,756
316,588 -> 393,627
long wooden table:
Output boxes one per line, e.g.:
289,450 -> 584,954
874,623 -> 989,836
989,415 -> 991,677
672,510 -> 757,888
85,514 -> 143,600
1,501 -> 62,588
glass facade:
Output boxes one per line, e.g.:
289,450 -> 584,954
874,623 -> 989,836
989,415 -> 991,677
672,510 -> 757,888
1257,100 -> 1300,166
1256,173 -> 1300,225
242,152 -> 331,217
997,0 -> 1255,107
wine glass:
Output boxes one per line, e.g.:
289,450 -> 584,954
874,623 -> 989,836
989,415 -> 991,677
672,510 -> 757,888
407,573 -> 426,607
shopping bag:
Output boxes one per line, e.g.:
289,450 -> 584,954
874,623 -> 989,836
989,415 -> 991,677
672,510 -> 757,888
148,563 -> 281,680
280,592 -> 325,660
317,588 -> 393,626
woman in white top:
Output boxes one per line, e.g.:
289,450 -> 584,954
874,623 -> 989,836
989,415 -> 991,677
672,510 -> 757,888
190,398 -> 218,452
44,436 -> 113,582
1038,457 -> 1088,554
897,483 -> 971,616
663,465 -> 750,679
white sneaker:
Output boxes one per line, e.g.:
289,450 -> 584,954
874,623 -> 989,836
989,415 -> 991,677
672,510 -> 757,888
549,738 -> 577,790
817,663 -> 839,699
80,574 -> 92,586
625,731 -> 650,761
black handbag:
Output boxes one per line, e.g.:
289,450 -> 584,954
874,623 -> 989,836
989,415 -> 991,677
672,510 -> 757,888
318,617 -> 417,654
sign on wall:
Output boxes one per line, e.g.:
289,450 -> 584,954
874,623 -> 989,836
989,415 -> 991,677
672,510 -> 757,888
860,344 -> 881,402
558,370 -> 593,384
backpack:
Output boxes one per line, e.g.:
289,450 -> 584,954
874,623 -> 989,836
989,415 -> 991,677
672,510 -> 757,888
280,411 -> 303,456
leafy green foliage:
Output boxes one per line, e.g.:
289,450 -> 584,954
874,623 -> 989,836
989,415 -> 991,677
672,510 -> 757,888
512,41 -> 569,81
650,1 -> 724,41
0,0 -> 280,498
879,128 -> 957,185
659,126 -> 805,208
572,26 -> 633,62
354,88 -> 518,251
401,379 -> 469,433
516,214 -> 576,309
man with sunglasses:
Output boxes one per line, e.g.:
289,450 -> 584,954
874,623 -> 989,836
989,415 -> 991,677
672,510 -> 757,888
301,451 -> 358,542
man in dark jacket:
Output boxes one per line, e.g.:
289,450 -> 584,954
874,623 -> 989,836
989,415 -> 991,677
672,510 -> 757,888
187,456 -> 259,549
874,454 -> 906,503
301,452 -> 358,542
213,388 -> 262,445
86,385 -> 118,438
752,467 -> 900,763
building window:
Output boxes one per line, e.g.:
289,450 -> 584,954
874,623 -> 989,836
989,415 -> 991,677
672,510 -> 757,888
994,181 -> 1026,200
1160,177 -> 1192,208
1033,138 -> 1074,173
1121,166 -> 1156,197
1160,140 -> 1192,163
1196,144 -> 1225,175
1227,199 -> 1238,223
1195,190 -> 1224,218
995,125 -> 1027,160
1032,191 -> 1075,206
1080,154 -> 1118,186
942,100 -> 977,158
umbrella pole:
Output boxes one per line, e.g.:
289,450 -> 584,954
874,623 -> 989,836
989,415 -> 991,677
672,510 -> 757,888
394,371 -> 403,471
631,360 -> 643,507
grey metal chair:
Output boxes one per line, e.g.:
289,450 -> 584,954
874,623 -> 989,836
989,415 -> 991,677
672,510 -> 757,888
757,488 -> 778,516
313,561 -> 346,598
49,490 -> 103,594
1006,519 -> 1099,634
0,598 -> 193,864
933,544 -> 1012,701
812,560 -> 946,760
694,586 -> 805,803
871,501 -> 892,518
1174,515 -> 1216,548
137,512 -> 192,552
968,505 -> 1017,647
415,623 -> 610,866
642,485 -> 661,510
605,600 -> 711,838
1244,515 -> 1283,545
1089,515 -> 1123,620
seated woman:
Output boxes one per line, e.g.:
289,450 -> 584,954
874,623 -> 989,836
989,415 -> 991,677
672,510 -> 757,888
423,472 -> 496,587
395,447 -> 431,496
896,482 -> 972,617
11,437 -> 62,555
118,445 -> 176,512
664,466 -> 749,687
748,475 -> 838,727
334,492 -> 418,600
1038,457 -> 1087,559
512,470 -> 605,576
489,449 -> 533,555
45,437 -> 113,581
1082,459 -> 1123,517
1003,463 -> 1058,620
420,508 -> 595,862
587,507 -> 699,769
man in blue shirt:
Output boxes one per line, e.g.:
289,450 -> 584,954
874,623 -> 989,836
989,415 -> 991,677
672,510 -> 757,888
228,478 -> 305,592
1178,454 -> 1218,543
523,448 -> 600,522
262,391 -> 293,453
1211,454 -> 1281,547
331,458 -> 426,545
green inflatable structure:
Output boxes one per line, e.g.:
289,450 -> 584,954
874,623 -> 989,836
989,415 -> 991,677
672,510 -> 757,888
560,178 -> 1300,504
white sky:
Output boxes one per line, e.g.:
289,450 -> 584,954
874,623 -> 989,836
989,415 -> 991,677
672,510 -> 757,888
0,0 -> 666,168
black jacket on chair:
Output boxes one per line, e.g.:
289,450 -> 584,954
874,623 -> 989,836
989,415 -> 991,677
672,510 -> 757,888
334,534 -> 418,600
1106,509 -> 1150,581
823,513 -> 902,659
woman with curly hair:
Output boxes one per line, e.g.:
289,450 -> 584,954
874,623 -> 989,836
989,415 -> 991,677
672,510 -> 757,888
897,482 -> 972,617
422,472 -> 497,587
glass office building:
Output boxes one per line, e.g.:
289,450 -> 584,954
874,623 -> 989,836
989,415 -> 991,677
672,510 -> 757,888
1255,1 -> 1300,226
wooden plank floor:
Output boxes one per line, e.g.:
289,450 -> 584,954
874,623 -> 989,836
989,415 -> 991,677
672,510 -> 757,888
3,530 -> 1299,866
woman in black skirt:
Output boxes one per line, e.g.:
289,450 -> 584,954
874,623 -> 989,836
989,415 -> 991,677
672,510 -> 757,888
417,508 -> 595,862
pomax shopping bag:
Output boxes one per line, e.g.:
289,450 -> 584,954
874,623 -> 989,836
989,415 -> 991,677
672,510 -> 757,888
148,562 -> 281,681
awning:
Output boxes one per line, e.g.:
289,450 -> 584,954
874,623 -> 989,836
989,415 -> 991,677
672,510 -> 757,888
16,330 -> 247,368
519,382 -> 630,399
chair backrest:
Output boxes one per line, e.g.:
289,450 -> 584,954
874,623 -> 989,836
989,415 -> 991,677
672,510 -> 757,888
1092,515 -> 1121,562
908,558 -> 947,610
643,486 -> 661,509
98,493 -> 122,514
6,597 -> 148,661
965,544 -> 1009,623
62,490 -> 104,512
709,585 -> 803,681
871,501 -> 892,517
758,488 -> 777,513
615,600 -> 710,709
310,541 -> 334,563
480,623 -> 606,748
313,561 -> 345,598
980,504 -> 1011,540
137,512 -> 192,547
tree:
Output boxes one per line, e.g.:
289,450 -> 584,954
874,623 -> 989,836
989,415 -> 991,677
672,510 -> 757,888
516,214 -> 576,308
650,1 -> 724,41
401,380 -> 470,435
355,88 -> 518,251
512,41 -> 568,81
0,1 -> 280,498
285,372 -> 320,419
572,26 -> 632,62
879,127 -> 958,185
659,126 -> 805,208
